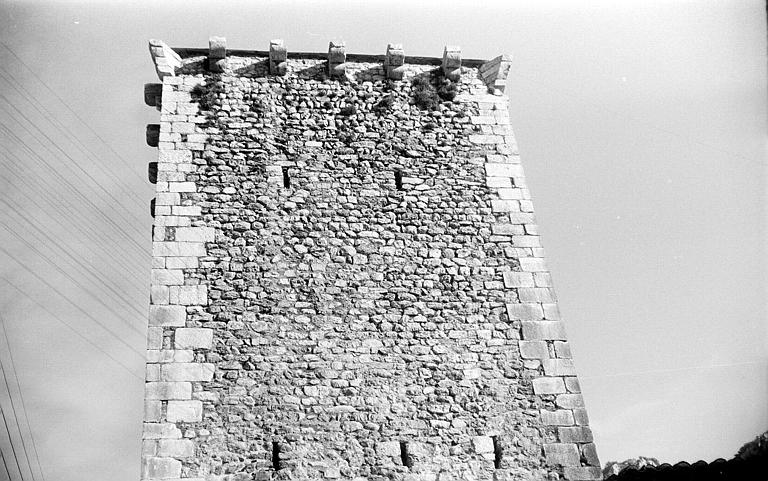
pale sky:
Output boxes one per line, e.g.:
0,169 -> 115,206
0,1 -> 765,480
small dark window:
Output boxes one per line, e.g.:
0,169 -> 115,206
272,441 -> 281,470
282,167 -> 291,188
400,441 -> 413,469
394,170 -> 403,190
493,436 -> 502,469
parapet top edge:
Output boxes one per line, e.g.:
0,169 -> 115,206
149,39 -> 512,94
172,47 -> 490,67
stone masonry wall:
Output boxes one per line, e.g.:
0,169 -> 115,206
141,39 -> 601,481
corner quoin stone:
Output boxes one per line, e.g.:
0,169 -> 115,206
140,38 -> 598,481
148,305 -> 186,327
174,328 -> 213,349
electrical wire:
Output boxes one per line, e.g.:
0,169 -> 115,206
0,222 -> 145,338
0,68 -> 147,208
0,123 -> 148,252
0,154 -> 148,286
0,95 -> 147,228
0,279 -> 143,380
0,42 -> 148,188
0,394 -> 25,480
1,442 -> 13,480
0,246 -> 145,358
0,195 -> 147,319
0,317 -> 46,481
0,322 -> 36,480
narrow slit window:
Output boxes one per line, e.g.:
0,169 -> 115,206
394,169 -> 403,190
492,436 -> 502,469
282,166 -> 291,188
399,441 -> 413,469
272,441 -> 281,471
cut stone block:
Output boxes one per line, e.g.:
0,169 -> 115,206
521,321 -> 567,340
558,426 -> 593,443
166,400 -> 203,422
556,393 -> 585,409
169,285 -> 208,306
142,456 -> 182,479
532,377 -> 566,395
563,467 -> 603,480
518,340 -> 549,360
540,410 -> 574,426
507,303 -> 544,321
157,439 -> 195,458
145,382 -> 192,400
160,363 -> 215,382
542,359 -> 577,376
174,328 -> 214,349
472,436 -> 494,454
544,443 -> 580,466
148,305 -> 186,327
142,422 -> 182,439
376,441 -> 400,457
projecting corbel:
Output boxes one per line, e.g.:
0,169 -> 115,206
327,41 -> 346,78
148,39 -> 182,80
208,36 -> 227,73
441,45 -> 461,81
479,54 -> 512,95
143,83 -> 162,108
269,39 -> 287,76
146,124 -> 160,147
385,44 -> 405,80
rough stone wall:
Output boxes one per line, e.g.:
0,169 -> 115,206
141,39 -> 600,481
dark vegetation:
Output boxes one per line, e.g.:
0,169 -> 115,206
411,70 -> 458,110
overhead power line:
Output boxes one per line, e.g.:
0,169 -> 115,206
0,247 -> 145,359
0,318 -> 36,480
0,94 -> 147,228
0,123 -> 148,252
0,153 -> 149,285
0,317 -> 46,481
1,441 -> 14,480
0,279 -> 144,380
0,195 -> 147,317
0,222 -> 146,338
0,68 -> 147,208
0,387 -> 26,481
0,42 -> 148,188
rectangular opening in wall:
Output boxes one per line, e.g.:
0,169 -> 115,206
399,441 -> 413,469
492,436 -> 502,469
394,169 -> 403,190
272,441 -> 281,471
282,167 -> 291,188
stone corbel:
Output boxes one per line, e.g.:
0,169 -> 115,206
328,41 -> 346,78
208,36 -> 227,73
269,39 -> 288,76
480,54 -> 512,95
442,45 -> 461,81
148,40 -> 181,80
385,44 -> 405,80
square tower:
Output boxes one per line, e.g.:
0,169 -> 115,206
141,37 -> 600,481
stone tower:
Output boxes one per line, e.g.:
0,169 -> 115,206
140,37 -> 600,481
